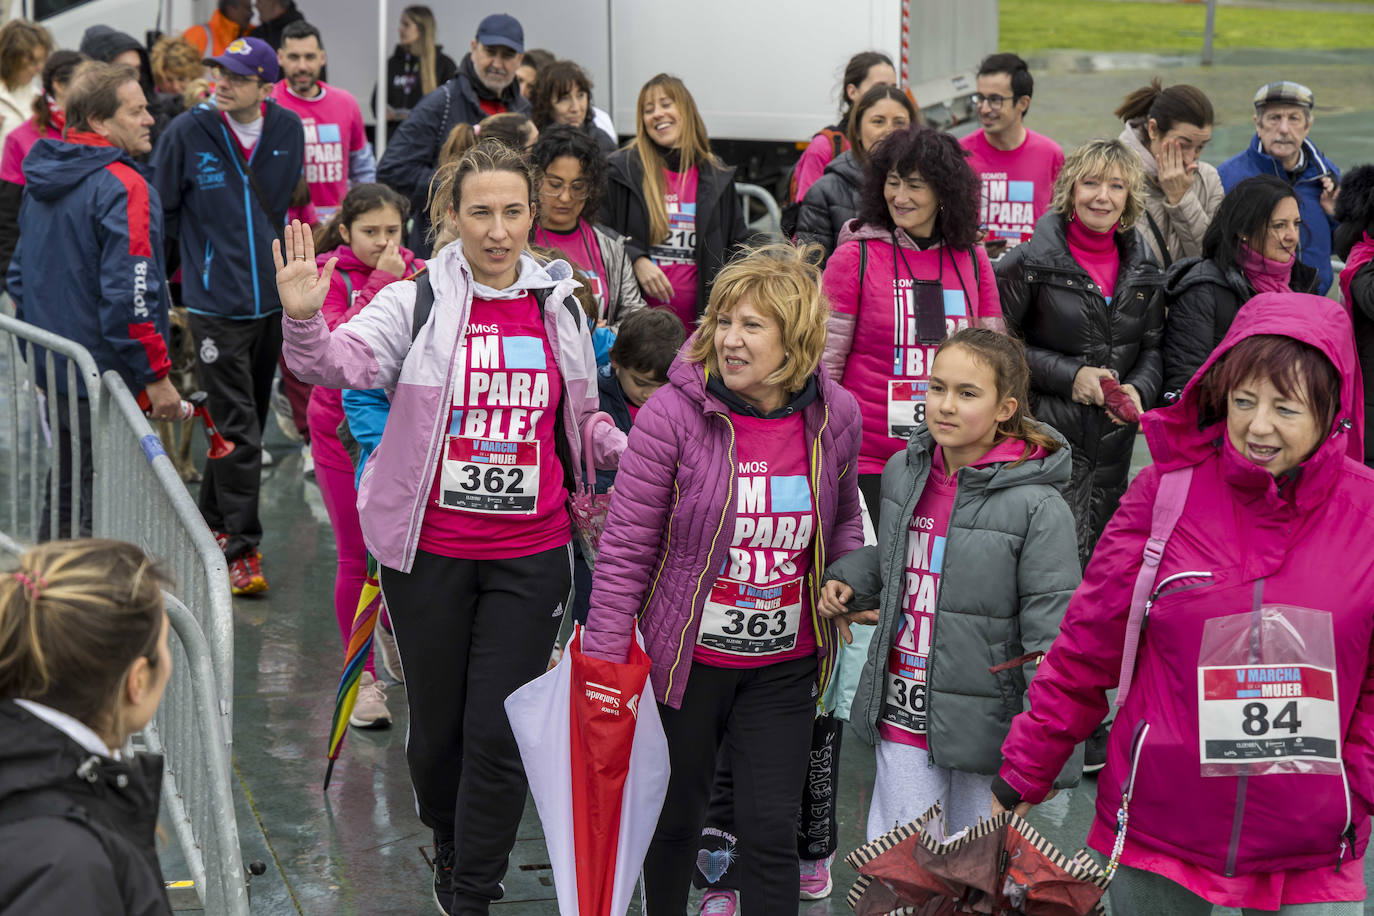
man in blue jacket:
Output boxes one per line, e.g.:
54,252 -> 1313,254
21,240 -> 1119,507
8,61 -> 181,540
376,12 -> 529,256
152,37 -> 304,595
1218,81 -> 1340,294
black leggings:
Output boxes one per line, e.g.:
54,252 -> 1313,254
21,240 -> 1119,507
381,544 -> 572,914
642,656 -> 816,916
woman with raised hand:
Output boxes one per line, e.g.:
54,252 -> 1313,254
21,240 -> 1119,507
1114,78 -> 1223,268
583,243 -> 863,915
0,539 -> 174,915
275,139 -> 625,915
997,293 -> 1374,916
601,73 -> 749,327
821,124 -> 1003,516
1163,175 -> 1315,401
996,137 -> 1165,566
795,84 -> 916,265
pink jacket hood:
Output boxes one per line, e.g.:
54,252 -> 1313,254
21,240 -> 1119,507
1144,291 -> 1364,484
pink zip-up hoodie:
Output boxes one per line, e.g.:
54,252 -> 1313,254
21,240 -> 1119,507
999,293 -> 1374,893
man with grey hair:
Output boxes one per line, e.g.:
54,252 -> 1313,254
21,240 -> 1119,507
1218,81 -> 1341,294
7,61 -> 179,539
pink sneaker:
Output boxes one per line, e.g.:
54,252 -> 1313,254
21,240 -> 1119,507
699,889 -> 737,915
799,853 -> 834,899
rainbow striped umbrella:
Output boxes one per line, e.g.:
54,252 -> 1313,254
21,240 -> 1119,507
323,554 -> 384,790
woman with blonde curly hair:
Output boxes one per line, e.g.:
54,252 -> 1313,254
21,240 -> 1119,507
995,137 -> 1165,566
583,242 -> 863,914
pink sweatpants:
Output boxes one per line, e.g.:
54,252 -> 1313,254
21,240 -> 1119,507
314,458 -> 374,676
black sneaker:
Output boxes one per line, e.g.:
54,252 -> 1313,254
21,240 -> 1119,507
432,834 -> 455,915
1083,722 -> 1109,775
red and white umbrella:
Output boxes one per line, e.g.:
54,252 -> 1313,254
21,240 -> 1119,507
506,624 -> 670,915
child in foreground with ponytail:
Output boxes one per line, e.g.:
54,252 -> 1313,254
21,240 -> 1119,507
820,328 -> 1083,839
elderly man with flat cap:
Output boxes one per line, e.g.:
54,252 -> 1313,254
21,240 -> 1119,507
1218,81 -> 1341,294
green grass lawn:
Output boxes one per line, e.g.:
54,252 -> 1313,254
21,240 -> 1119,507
1001,0 -> 1374,52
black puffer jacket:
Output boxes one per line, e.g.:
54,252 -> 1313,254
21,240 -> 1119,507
0,700 -> 169,915
600,147 -> 750,321
794,150 -> 862,265
996,212 -> 1165,566
1161,254 -> 1318,401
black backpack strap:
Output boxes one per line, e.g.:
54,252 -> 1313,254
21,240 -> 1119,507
1143,211 -> 1172,270
410,271 -> 435,342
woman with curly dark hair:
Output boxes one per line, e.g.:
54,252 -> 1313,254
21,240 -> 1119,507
529,124 -> 645,329
528,59 -> 616,155
996,138 -> 1165,567
821,124 -> 1002,512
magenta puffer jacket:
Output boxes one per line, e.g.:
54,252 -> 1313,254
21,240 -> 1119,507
582,353 -> 864,709
999,292 -> 1374,878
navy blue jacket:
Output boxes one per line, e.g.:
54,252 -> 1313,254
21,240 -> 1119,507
1218,134 -> 1341,294
594,363 -> 634,493
7,132 -> 170,395
151,101 -> 304,318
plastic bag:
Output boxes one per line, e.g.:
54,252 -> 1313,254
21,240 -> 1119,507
1196,604 -> 1342,777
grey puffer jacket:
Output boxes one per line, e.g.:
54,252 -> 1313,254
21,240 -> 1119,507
590,222 -> 648,325
826,422 -> 1083,784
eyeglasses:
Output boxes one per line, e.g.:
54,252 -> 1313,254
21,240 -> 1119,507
214,69 -> 262,89
971,93 -> 1018,110
539,178 -> 590,200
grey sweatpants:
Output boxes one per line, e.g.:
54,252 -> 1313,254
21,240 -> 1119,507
865,740 -> 993,842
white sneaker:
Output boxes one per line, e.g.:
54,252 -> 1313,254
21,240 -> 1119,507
349,671 -> 392,728
301,442 -> 315,481
375,625 -> 404,684
261,448 -> 274,468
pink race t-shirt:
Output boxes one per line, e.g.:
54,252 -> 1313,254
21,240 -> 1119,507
694,412 -> 819,669
270,81 -> 368,220
793,130 -> 851,203
648,166 -> 699,326
821,237 -> 1001,474
878,438 -> 1035,747
417,293 -> 571,560
0,119 -> 58,185
959,128 -> 1064,247
535,220 -> 610,321
878,450 -> 956,746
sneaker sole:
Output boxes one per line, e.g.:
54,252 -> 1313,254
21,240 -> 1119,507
799,878 -> 833,900
432,881 -> 453,915
348,712 -> 393,729
231,580 -> 269,596
1082,761 -> 1106,774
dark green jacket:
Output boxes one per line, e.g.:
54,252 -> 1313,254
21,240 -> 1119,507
827,421 -> 1083,784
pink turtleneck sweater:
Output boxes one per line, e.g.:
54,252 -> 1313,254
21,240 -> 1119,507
1067,217 -> 1120,303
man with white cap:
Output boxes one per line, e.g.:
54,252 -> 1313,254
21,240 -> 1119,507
377,12 -> 531,256
1218,81 -> 1340,294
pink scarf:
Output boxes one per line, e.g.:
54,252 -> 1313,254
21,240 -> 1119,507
1238,242 -> 1293,295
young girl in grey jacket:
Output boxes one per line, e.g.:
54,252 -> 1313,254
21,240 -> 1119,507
819,328 -> 1083,840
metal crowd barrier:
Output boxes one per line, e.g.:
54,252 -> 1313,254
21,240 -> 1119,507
145,593 -> 250,915
737,182 -> 783,237
0,317 -> 250,912
94,369 -> 236,739
0,312 -> 101,555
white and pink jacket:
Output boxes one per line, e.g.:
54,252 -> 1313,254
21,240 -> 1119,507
282,245 -> 627,572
